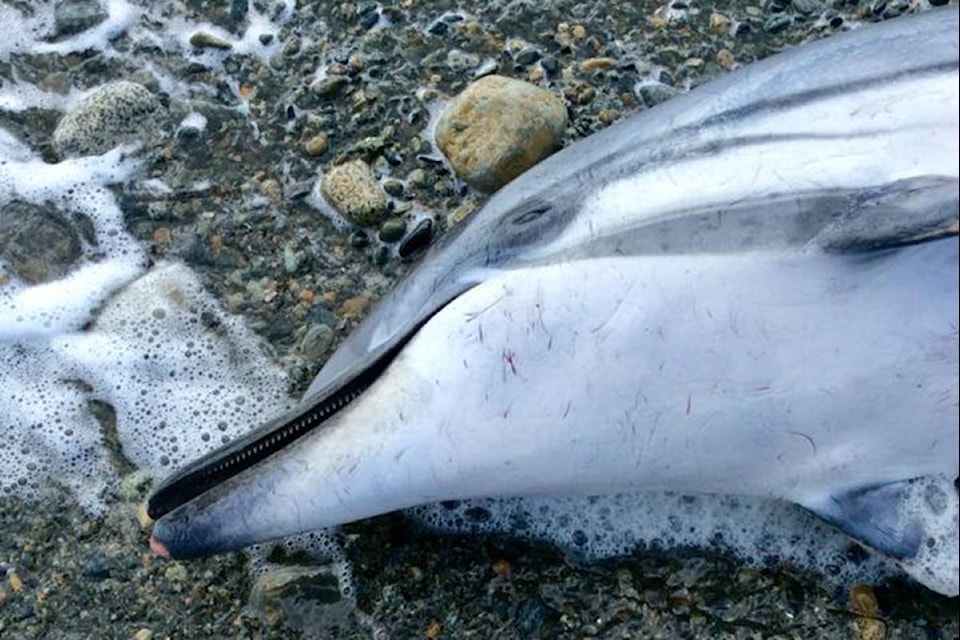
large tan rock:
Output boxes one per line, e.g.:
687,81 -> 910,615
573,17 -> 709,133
435,75 -> 567,192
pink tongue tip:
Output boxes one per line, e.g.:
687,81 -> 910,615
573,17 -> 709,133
149,535 -> 172,560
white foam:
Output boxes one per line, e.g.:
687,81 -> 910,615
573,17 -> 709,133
0,78 -> 85,113
179,111 -> 208,133
1,138 -> 147,509
412,492 -> 899,591
0,145 -> 145,336
32,0 -> 139,56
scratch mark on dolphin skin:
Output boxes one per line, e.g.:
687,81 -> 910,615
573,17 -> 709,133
686,395 -> 692,415
534,301 -> 549,336
465,296 -> 505,322
562,400 -> 572,419
788,430 -> 818,455
591,281 -> 636,335
503,349 -> 518,375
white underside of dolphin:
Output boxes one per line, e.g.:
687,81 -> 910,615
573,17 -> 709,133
149,7 -> 960,595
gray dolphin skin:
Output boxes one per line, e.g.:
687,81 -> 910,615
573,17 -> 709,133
149,8 -> 959,595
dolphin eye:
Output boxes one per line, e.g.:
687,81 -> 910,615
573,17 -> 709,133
512,204 -> 551,225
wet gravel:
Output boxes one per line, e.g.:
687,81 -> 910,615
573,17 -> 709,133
2,0 -> 958,638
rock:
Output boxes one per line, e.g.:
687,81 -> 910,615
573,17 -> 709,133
53,0 -> 108,38
636,81 -> 679,108
81,550 -> 111,580
304,132 -> 329,156
189,31 -> 233,50
163,562 -> 188,584
53,81 -> 165,158
311,75 -> 349,99
320,160 -> 388,226
398,218 -> 434,258
715,49 -> 736,70
378,217 -> 407,243
382,178 -> 404,197
435,75 -> 567,192
764,15 -> 793,34
299,324 -> 334,361
709,12 -> 732,35
578,57 -> 618,73
248,565 -> 352,632
514,46 -> 541,66
0,200 -> 87,283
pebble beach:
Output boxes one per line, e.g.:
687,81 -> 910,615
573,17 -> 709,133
1,0 -> 958,638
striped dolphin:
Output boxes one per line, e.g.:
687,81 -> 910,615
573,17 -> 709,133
148,8 -> 959,595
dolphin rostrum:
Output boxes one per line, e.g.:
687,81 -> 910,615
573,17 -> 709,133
148,8 -> 959,595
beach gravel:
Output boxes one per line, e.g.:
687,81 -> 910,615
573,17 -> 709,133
1,0 -> 957,638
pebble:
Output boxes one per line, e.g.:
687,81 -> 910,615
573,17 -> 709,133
163,563 -> 188,584
514,47 -> 541,66
53,0 -> 108,38
382,178 -> 405,197
189,31 -> 233,50
435,75 -> 567,192
247,565 -> 351,632
709,12 -> 732,35
378,217 -> 407,243
304,132 -> 329,156
52,81 -> 165,158
133,629 -> 154,640
299,324 -> 334,361
337,294 -> 371,319
311,75 -> 349,99
715,48 -> 736,69
398,218 -> 434,258
578,57 -> 618,73
406,167 -> 429,188
0,200 -> 84,283
320,159 -> 388,227
636,81 -> 679,108
765,15 -> 793,34
850,585 -> 886,640
473,58 -> 499,78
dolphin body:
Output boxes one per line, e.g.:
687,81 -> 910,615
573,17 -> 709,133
149,8 -> 960,595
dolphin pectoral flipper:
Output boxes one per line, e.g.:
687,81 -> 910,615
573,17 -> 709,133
802,475 -> 959,595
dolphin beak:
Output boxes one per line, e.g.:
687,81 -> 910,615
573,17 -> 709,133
145,339 -> 400,558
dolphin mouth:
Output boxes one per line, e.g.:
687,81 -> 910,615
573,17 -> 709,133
146,335 -> 403,521
145,288 -> 467,522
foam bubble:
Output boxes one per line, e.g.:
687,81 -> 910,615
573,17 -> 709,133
59,261 -> 291,475
32,0 -> 139,57
411,492 -> 902,592
2,76 -> 289,512
0,139 -> 146,508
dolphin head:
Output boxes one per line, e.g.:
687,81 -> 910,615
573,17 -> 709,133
147,7 -> 959,588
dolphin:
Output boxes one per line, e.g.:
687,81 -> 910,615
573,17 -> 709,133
147,8 -> 960,595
